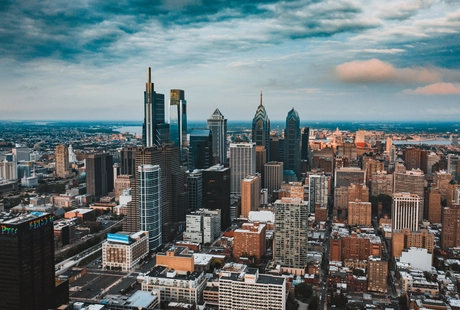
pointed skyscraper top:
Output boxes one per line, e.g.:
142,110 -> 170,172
147,67 -> 151,83
260,91 -> 263,106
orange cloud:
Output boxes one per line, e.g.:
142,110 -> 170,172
336,59 -> 441,84
404,82 -> 460,95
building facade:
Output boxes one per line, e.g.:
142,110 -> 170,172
169,89 -> 187,165
55,144 -> 70,178
241,174 -> 261,218
392,192 -> 421,232
252,92 -> 270,162
283,108 -> 301,180
229,143 -> 256,195
207,108 -> 227,164
102,231 -> 149,271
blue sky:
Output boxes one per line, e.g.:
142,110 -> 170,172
1,0 -> 459,121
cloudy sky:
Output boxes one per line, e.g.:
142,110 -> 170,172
1,0 -> 459,122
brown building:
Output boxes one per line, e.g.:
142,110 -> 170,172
315,204 -> 328,222
241,174 -> 261,218
433,170 -> 452,200
330,232 -> 382,261
441,204 -> 460,250
114,175 -> 133,202
156,246 -> 195,273
370,172 -> 393,197
348,200 -> 372,226
348,183 -> 369,202
394,169 -> 426,219
447,180 -> 459,207
329,234 -> 343,261
255,146 -> 266,185
55,144 -> 70,178
367,258 -> 388,293
427,187 -> 442,223
233,222 -> 267,262
392,229 -> 434,258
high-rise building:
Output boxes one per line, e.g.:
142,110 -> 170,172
114,174 -> 133,202
207,108 -> 227,164
368,257 -> 388,293
348,201 -> 372,226
447,154 -> 459,182
370,171 -> 393,197
335,167 -> 365,188
392,192 -> 421,232
433,170 -> 452,200
255,145 -> 266,184
273,197 -> 308,270
120,146 -> 139,176
0,213 -> 56,309
241,174 -> 261,218
233,222 -> 267,262
394,169 -> 425,219
55,144 -> 70,178
188,129 -> 213,171
143,67 -> 169,148
183,209 -> 221,244
86,153 -> 114,200
229,143 -> 256,195
12,146 -> 30,162
283,108 -> 301,180
169,89 -> 187,165
301,127 -> 310,172
138,164 -> 162,250
309,174 -> 330,213
264,161 -> 283,195
441,204 -> 460,250
252,92 -> 270,162
404,147 -> 422,171
426,187 -> 442,223
202,164 -> 231,229
187,169 -> 203,211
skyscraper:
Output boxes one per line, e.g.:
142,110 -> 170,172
441,204 -> 460,250
188,129 -> 213,171
170,89 -> 187,165
0,213 -> 56,309
284,108 -> 301,180
264,161 -> 283,195
202,164 -> 231,229
241,174 -> 261,218
252,92 -> 270,162
138,164 -> 162,250
86,153 -> 114,200
301,127 -> 310,173
143,67 -> 169,148
55,144 -> 70,178
207,108 -> 228,164
309,174 -> 330,213
188,169 -> 203,211
392,192 -> 421,232
229,143 -> 256,194
120,146 -> 139,176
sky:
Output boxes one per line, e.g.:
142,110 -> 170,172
1,0 -> 460,122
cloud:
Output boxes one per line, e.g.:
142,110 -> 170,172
336,59 -> 441,84
362,48 -> 405,54
404,82 -> 460,95
378,0 -> 434,21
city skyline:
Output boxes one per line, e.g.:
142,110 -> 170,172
1,1 -> 460,121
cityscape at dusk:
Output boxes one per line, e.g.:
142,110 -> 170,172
1,1 -> 460,310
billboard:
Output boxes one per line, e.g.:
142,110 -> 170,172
107,233 -> 131,244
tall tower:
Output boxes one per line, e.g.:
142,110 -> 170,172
86,153 -> 114,200
187,169 -> 203,211
55,144 -> 70,178
229,143 -> 256,195
392,192 -> 421,232
143,67 -> 169,148
241,174 -> 261,218
264,161 -> 283,195
138,164 -> 162,250
170,89 -> 187,165
207,109 -> 228,164
188,129 -> 213,171
284,108 -> 301,180
252,92 -> 270,162
301,127 -> 310,173
202,164 -> 231,229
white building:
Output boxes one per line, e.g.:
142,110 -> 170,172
308,174 -> 330,213
219,268 -> 287,310
0,160 -> 17,180
399,247 -> 432,272
183,209 -> 221,244
229,143 -> 256,194
392,192 -> 421,232
102,231 -> 149,271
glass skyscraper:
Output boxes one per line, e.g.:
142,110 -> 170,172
138,164 -> 162,250
207,108 -> 227,164
252,92 -> 270,162
284,108 -> 301,180
169,89 -> 187,165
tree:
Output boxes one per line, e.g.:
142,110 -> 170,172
308,296 -> 319,310
287,299 -> 299,310
295,282 -> 313,299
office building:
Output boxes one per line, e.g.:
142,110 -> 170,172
252,92 -> 270,162
0,212 -> 56,310
219,268 -> 286,310
348,201 -> 372,226
188,129 -> 213,171
308,174 -> 330,213
0,160 -> 16,180
441,204 -> 460,250
86,152 -> 114,200
12,146 -> 29,162
207,108 -> 227,164
392,192 -> 421,232
404,147 -> 422,171
283,108 -> 301,180
392,229 -> 434,258
264,161 -> 283,195
241,174 -> 261,218
187,169 -> 202,211
447,154 -> 459,182
55,144 -> 70,178
156,245 -> 194,273
394,169 -> 425,219
138,164 -> 162,250
183,209 -> 221,244
301,126 -> 310,172
120,146 -> 139,176
335,167 -> 365,188
368,257 -> 388,293
143,67 -> 168,148
273,197 -> 308,270
370,171 -> 393,197
202,164 -> 231,229
255,145 -> 266,183
114,174 -> 133,202
102,231 -> 149,271
426,187 -> 442,223
233,222 -> 267,262
169,89 -> 187,164
229,143 -> 256,194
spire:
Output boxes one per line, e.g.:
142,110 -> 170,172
260,91 -> 263,106
147,67 -> 151,83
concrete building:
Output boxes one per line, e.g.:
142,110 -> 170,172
348,201 -> 372,226
394,169 -> 425,219
441,204 -> 460,250
156,246 -> 195,274
399,247 -> 432,271
335,167 -> 365,188
183,209 -> 221,245
102,231 -> 149,271
0,160 -> 17,180
229,143 -> 256,195
308,174 -> 330,213
426,187 -> 442,223
392,229 -> 434,258
114,174 -> 132,202
392,192 -> 421,232
273,197 -> 308,270
241,174 -> 261,218
264,161 -> 283,195
219,268 -> 287,310
370,171 -> 393,197
233,222 -> 267,262
433,170 -> 452,200
55,144 -> 70,178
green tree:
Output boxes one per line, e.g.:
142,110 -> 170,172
295,282 -> 313,299
35,183 -> 50,195
308,296 -> 319,310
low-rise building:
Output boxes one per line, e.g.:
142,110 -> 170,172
156,246 -> 195,274
102,231 -> 149,271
